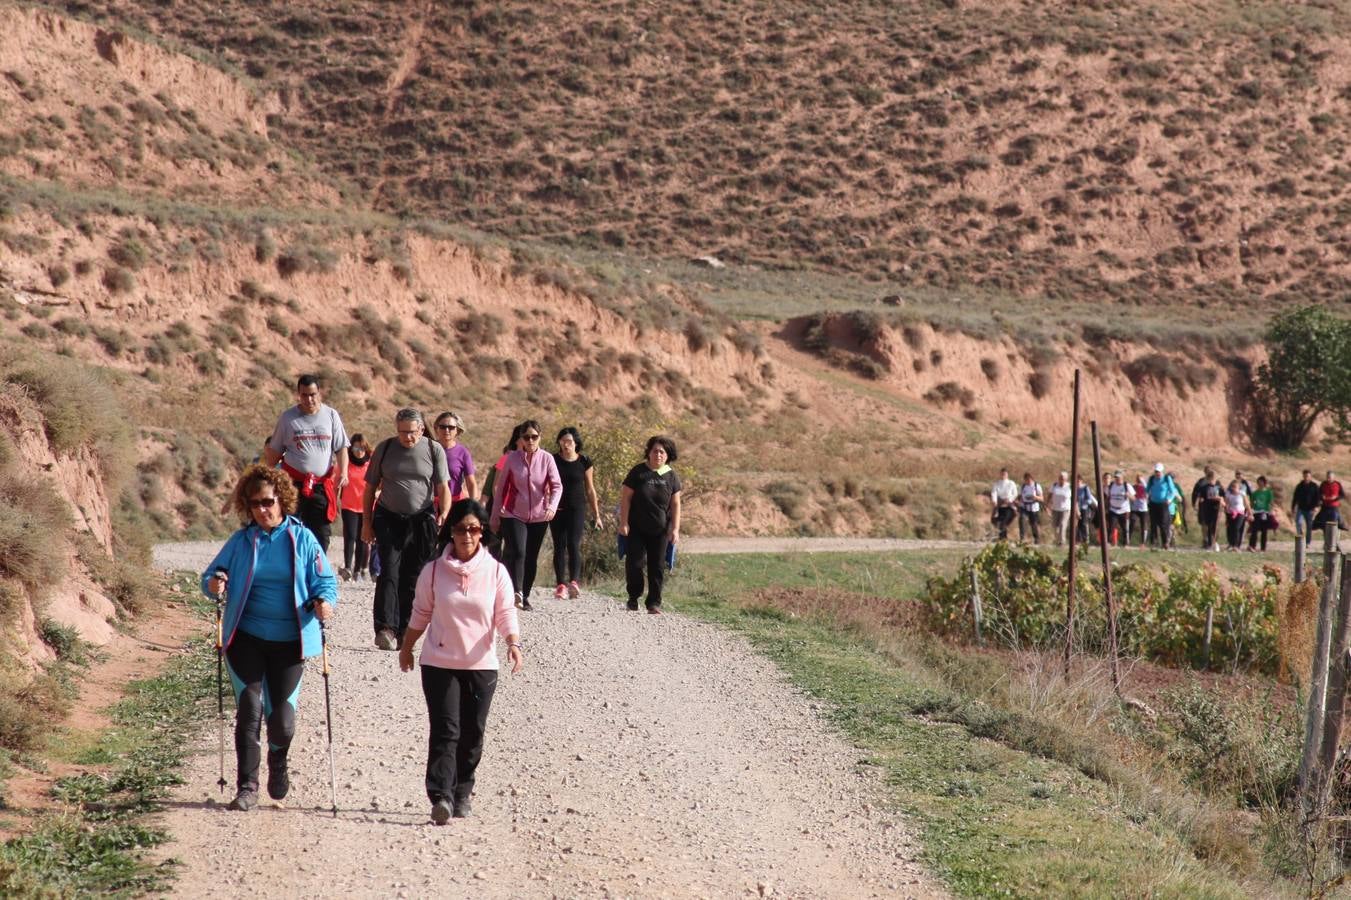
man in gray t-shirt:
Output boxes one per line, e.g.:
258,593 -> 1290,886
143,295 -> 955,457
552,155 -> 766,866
362,408 -> 451,650
263,374 -> 350,554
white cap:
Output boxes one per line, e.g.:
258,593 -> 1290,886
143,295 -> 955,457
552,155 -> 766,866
1153,462 -> 1165,472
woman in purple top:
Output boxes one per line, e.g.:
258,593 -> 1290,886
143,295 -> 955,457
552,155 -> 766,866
433,411 -> 477,501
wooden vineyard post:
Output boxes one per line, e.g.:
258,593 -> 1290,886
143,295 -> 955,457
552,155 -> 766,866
1298,525 -> 1341,812
1090,422 -> 1121,695
1064,369 -> 1081,676
1295,519 -> 1306,583
1316,549 -> 1351,812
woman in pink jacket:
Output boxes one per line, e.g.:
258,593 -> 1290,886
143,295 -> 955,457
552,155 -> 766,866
400,498 -> 523,824
489,419 -> 562,611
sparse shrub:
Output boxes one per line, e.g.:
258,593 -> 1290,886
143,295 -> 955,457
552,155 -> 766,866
48,264 -> 70,288
980,358 -> 1000,380
102,267 -> 135,294
1028,370 -> 1053,399
764,480 -> 808,520
265,313 -> 289,336
108,238 -> 148,270
923,381 -> 974,407
276,243 -> 338,277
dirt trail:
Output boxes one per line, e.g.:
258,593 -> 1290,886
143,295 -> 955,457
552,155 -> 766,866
151,542 -> 942,899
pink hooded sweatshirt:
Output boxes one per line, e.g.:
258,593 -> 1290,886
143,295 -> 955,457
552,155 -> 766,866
490,448 -> 562,527
410,544 -> 519,670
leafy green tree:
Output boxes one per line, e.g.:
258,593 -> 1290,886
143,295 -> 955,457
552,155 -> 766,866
1252,306 -> 1351,449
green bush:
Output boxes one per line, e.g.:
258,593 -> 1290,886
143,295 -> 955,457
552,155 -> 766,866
923,543 -> 1280,672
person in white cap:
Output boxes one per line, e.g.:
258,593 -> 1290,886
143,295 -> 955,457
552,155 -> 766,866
1144,463 -> 1178,550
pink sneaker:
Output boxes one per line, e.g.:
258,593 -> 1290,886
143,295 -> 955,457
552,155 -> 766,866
554,583 -> 568,600
567,580 -> 580,599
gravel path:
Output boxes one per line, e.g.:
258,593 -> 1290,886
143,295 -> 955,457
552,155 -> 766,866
152,542 -> 942,899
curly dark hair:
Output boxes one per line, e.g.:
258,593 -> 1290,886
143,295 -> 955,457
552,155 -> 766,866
643,434 -> 678,463
231,463 -> 298,520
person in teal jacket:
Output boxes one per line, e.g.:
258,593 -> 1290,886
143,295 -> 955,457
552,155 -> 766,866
202,464 -> 338,811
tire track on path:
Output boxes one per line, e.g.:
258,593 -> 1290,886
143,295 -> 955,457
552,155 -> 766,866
152,541 -> 942,899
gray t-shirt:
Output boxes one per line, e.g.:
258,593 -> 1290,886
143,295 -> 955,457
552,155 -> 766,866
269,404 -> 349,476
372,436 -> 448,515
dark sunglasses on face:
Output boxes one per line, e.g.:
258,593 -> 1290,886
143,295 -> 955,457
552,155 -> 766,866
521,433 -> 540,441
452,524 -> 483,535
436,424 -> 457,431
249,497 -> 277,509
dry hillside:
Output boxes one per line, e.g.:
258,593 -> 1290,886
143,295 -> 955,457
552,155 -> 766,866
39,0 -> 1351,311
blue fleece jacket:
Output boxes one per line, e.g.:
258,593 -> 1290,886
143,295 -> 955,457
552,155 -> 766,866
200,516 -> 338,660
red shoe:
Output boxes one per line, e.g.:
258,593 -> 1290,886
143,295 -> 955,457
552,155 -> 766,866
554,583 -> 568,600
567,580 -> 581,599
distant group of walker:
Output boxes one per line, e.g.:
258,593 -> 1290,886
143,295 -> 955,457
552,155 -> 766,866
200,374 -> 682,824
989,465 -> 1344,552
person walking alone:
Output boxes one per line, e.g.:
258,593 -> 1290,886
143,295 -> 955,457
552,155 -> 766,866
263,374 -> 349,554
1048,472 -> 1072,546
618,435 -> 682,614
363,409 -> 451,651
339,434 -> 372,582
489,420 -> 561,611
551,427 -> 601,599
400,499 -> 522,824
201,464 -> 338,812
1017,472 -> 1044,545
989,468 -> 1017,541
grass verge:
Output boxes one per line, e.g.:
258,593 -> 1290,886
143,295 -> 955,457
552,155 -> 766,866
623,551 -> 1297,898
0,573 -> 214,897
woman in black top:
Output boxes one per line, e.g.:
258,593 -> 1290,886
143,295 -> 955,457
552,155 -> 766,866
550,427 -> 601,599
618,435 -> 682,614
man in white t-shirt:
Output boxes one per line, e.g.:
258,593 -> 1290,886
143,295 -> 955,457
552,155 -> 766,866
1105,470 -> 1132,547
990,468 -> 1018,540
1048,471 -> 1073,546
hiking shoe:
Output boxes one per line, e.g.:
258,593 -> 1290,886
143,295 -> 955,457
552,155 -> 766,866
338,566 -> 351,582
626,600 -> 639,611
519,597 -> 533,611
513,592 -> 524,609
452,795 -> 472,818
266,752 -> 289,801
375,629 -> 398,651
646,606 -> 662,615
227,788 -> 258,811
568,580 -> 580,599
431,798 -> 452,825
554,583 -> 568,600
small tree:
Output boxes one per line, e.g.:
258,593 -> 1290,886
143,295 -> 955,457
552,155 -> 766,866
1253,306 -> 1351,449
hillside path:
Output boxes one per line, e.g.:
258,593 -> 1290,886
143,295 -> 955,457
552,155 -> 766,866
151,542 -> 942,899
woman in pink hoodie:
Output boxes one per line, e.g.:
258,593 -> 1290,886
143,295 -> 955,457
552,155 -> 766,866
401,498 -> 522,824
489,419 -> 562,611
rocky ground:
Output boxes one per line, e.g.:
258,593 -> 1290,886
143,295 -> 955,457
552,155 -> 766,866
151,541 -> 942,899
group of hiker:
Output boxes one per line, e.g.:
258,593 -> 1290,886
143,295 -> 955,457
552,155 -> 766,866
200,374 -> 683,824
990,465 -> 1344,553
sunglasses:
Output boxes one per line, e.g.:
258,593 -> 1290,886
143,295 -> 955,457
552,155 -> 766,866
452,524 -> 483,535
521,433 -> 541,441
436,424 -> 459,431
248,497 -> 277,509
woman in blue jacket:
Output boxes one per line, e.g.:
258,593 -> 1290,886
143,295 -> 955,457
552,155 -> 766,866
202,464 -> 338,811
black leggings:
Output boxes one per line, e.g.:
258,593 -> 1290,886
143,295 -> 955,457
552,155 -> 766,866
502,518 -> 550,600
420,666 -> 497,803
551,506 -> 586,585
625,528 -> 669,609
1226,514 -> 1247,549
225,630 -> 304,792
294,488 -> 331,554
1130,510 -> 1148,546
340,509 -> 369,574
1249,513 -> 1270,551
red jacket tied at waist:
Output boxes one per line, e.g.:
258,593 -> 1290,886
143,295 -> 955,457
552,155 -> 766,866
281,460 -> 339,523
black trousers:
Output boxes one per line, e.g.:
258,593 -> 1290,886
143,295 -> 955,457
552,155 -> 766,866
1147,501 -> 1172,548
1226,514 -> 1247,549
373,504 -> 437,636
340,509 -> 369,574
1249,512 -> 1271,550
502,518 -> 549,601
993,506 -> 1015,540
551,506 -> 586,585
1199,502 -> 1220,547
1129,510 -> 1148,546
294,487 -> 332,554
1107,511 -> 1129,545
225,630 -> 304,792
421,666 -> 497,804
625,528 -> 668,609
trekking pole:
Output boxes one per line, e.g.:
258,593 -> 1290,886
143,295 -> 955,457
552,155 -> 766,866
309,600 -> 339,817
212,569 -> 228,795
